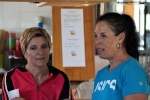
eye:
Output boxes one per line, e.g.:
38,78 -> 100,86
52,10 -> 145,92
101,33 -> 107,38
94,32 -> 97,38
30,46 -> 37,50
42,44 -> 48,49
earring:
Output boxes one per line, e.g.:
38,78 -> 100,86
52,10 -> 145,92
117,44 -> 121,49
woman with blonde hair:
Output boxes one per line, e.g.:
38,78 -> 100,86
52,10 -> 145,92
2,27 -> 71,100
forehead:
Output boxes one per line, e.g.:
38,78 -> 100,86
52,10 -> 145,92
95,21 -> 111,32
28,37 -> 47,46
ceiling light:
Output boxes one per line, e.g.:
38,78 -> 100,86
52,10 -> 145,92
82,0 -> 90,6
37,2 -> 47,7
82,3 -> 90,6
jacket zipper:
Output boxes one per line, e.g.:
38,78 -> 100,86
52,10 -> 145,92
37,86 -> 39,92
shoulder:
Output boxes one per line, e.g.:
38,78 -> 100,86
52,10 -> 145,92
121,57 -> 147,82
96,65 -> 109,76
5,67 -> 18,77
122,57 -> 145,73
121,58 -> 149,96
48,66 -> 67,75
124,57 -> 141,66
94,65 -> 109,81
48,66 -> 69,80
6,66 -> 26,75
4,66 -> 27,83
3,67 -> 21,91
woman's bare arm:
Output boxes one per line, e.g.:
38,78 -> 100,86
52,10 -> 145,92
124,94 -> 148,100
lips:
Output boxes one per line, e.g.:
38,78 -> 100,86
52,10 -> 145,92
36,57 -> 45,60
97,48 -> 104,53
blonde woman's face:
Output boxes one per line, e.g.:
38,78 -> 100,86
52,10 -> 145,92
24,37 -> 50,67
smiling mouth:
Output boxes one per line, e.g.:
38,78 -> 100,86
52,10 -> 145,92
97,48 -> 104,53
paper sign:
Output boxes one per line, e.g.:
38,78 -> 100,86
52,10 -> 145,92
61,9 -> 85,67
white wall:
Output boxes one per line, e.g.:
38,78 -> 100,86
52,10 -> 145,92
94,55 -> 109,75
0,2 -> 52,37
0,2 -> 52,70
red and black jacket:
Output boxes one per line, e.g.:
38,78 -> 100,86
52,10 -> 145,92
2,66 -> 72,100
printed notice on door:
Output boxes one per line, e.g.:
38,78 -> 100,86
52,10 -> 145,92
61,9 -> 85,67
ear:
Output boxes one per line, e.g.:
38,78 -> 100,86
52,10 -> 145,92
118,32 -> 125,42
24,52 -> 27,59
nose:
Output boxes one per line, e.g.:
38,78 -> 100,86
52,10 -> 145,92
37,48 -> 44,54
95,37 -> 102,45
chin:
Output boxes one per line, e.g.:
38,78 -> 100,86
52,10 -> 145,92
35,63 -> 47,67
98,55 -> 107,59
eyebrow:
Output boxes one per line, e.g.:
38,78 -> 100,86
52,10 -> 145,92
28,42 -> 47,47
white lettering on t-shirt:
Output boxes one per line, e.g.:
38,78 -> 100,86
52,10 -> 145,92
94,79 -> 117,92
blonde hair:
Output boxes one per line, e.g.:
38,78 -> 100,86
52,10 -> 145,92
20,27 -> 51,53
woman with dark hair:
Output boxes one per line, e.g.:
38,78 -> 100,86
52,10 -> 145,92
92,12 -> 149,100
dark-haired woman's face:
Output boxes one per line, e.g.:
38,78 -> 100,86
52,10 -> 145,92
94,21 -> 121,60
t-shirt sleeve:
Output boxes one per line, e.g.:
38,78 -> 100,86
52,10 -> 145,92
122,63 -> 149,96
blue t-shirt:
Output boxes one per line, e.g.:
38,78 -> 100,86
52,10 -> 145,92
92,57 -> 149,100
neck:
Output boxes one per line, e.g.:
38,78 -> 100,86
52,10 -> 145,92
108,50 -> 130,71
25,65 -> 49,85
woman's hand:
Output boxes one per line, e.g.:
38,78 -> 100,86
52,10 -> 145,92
11,97 -> 25,100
